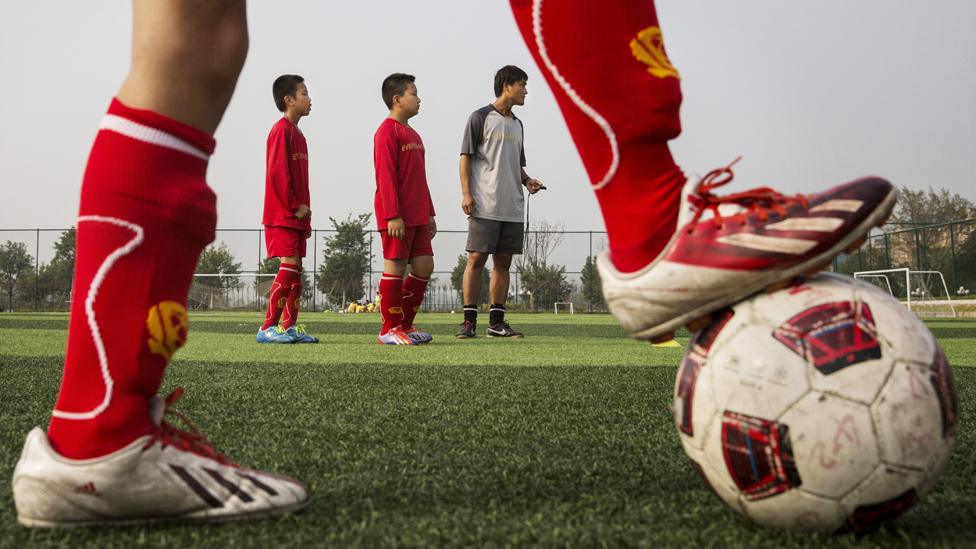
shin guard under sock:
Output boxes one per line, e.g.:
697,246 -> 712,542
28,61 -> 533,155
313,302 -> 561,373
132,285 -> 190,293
400,273 -> 429,329
510,0 -> 687,271
47,98 -> 217,459
278,266 -> 303,330
379,273 -> 404,334
262,264 -> 300,330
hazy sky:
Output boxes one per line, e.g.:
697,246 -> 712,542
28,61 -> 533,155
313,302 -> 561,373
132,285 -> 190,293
1,1 -> 974,266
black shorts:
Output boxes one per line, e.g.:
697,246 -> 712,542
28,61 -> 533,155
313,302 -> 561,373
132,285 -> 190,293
465,217 -> 524,254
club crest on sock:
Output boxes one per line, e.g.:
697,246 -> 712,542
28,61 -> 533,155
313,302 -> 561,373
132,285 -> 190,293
146,301 -> 188,360
630,26 -> 680,80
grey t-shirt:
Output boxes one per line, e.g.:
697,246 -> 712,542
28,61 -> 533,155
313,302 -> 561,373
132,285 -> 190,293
460,105 -> 526,222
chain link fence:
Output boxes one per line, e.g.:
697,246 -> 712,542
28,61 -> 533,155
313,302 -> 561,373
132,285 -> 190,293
0,227 -> 610,313
5,219 -> 974,313
831,219 -> 976,299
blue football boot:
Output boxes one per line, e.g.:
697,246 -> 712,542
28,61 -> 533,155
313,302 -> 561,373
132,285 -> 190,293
285,325 -> 319,343
403,325 -> 433,344
256,325 -> 296,344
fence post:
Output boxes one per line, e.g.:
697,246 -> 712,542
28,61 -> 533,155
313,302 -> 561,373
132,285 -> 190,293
35,229 -> 40,311
884,233 -> 891,269
914,228 -> 923,271
312,229 -> 318,312
368,230 -> 373,301
948,223 -> 957,291
588,231 -> 593,313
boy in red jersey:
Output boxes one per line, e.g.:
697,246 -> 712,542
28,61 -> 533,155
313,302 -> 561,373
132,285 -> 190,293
12,0 -> 307,527
508,0 -> 894,342
257,75 -> 318,344
373,73 -> 437,345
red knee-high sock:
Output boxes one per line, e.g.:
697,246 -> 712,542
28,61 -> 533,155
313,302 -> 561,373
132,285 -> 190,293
379,273 -> 404,334
281,267 -> 303,330
47,98 -> 217,459
262,264 -> 300,330
510,0 -> 687,272
401,273 -> 429,329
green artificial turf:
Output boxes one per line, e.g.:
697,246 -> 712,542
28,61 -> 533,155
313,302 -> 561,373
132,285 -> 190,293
0,312 -> 973,548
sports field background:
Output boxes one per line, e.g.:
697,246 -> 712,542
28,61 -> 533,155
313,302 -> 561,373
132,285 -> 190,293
0,312 -> 973,547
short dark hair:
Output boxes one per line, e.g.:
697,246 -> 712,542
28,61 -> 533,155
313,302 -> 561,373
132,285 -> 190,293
494,65 -> 528,98
381,73 -> 416,110
272,74 -> 304,112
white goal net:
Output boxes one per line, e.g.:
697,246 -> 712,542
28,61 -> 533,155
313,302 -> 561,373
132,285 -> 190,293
853,268 -> 956,318
554,302 -> 575,314
189,273 -> 277,311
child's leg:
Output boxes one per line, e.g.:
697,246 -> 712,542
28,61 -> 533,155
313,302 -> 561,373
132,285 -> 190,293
509,0 -> 685,272
280,263 -> 303,330
508,0 -> 895,344
46,0 -> 248,459
402,256 -> 433,330
380,259 -> 407,335
262,259 -> 300,330
401,227 -> 433,330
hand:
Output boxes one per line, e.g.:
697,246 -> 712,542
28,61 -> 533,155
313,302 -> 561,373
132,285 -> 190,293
306,228 -> 312,239
461,193 -> 475,215
294,204 -> 311,220
388,217 -> 405,239
429,216 -> 437,239
525,179 -> 545,194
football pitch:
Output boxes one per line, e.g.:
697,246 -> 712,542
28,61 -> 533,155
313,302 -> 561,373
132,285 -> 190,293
0,312 -> 973,548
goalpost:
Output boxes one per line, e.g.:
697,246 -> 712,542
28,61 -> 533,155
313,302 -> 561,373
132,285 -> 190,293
853,268 -> 956,318
554,302 -> 575,314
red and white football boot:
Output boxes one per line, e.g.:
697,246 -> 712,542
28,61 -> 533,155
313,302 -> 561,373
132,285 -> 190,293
598,159 -> 895,341
12,388 -> 308,527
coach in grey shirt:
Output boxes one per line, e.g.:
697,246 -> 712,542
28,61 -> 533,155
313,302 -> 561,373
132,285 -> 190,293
456,65 -> 545,339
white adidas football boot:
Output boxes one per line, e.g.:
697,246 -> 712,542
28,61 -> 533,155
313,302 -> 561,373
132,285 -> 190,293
12,388 -> 308,528
598,160 -> 895,341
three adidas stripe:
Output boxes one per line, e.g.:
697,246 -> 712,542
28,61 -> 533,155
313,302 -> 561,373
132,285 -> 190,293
170,465 -> 278,508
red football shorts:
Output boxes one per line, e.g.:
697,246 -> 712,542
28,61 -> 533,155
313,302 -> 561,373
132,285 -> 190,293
264,225 -> 307,258
380,224 -> 433,260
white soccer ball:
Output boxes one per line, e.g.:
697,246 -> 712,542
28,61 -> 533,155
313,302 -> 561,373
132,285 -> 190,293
674,273 -> 957,533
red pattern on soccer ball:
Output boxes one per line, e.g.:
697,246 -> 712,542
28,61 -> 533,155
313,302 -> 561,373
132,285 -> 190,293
720,411 -> 802,501
773,301 -> 881,375
675,310 -> 735,436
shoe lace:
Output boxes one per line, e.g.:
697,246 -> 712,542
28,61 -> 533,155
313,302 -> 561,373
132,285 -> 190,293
295,325 -> 308,336
390,326 -> 414,344
495,321 -> 516,332
688,157 -> 809,232
142,387 -> 236,466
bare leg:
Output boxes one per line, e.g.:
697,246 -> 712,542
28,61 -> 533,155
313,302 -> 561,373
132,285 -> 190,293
119,0 -> 248,133
490,253 -> 513,305
463,252 -> 489,305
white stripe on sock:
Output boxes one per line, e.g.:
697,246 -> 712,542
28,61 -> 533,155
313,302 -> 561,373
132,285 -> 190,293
100,114 -> 209,161
52,216 -> 145,421
532,0 -> 619,190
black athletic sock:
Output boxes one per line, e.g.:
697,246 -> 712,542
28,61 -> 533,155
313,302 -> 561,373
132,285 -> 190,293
463,304 -> 478,323
489,303 -> 505,326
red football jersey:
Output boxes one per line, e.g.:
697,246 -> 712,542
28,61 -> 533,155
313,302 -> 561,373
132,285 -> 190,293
373,118 -> 435,230
263,118 -> 310,230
